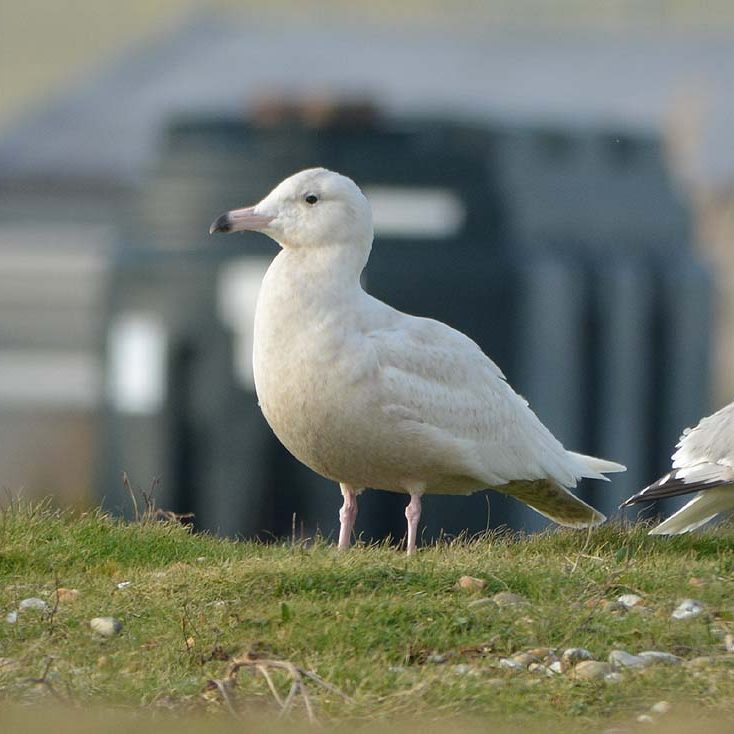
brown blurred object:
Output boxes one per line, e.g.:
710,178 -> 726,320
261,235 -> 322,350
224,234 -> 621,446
250,95 -> 381,129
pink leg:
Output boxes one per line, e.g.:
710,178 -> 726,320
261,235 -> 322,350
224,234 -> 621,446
405,493 -> 422,556
338,484 -> 359,551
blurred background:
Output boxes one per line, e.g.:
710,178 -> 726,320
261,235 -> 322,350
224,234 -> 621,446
0,0 -> 732,541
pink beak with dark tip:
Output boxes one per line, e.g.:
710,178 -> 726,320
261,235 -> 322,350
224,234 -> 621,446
209,206 -> 274,235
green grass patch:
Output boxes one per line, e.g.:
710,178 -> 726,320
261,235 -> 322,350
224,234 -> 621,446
1,502 -> 733,728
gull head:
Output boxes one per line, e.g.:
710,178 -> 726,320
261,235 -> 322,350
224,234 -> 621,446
209,168 -> 373,252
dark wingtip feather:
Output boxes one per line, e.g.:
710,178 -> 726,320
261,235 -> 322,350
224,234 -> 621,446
620,472 -> 731,509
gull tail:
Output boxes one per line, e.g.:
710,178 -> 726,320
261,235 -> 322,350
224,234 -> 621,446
499,479 -> 606,529
567,451 -> 627,481
648,487 -> 734,535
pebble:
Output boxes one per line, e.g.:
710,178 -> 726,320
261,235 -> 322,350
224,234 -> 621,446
116,581 -> 132,590
671,599 -> 705,620
636,715 -> 654,724
574,661 -> 612,680
725,634 -> 734,653
561,647 -> 594,665
650,701 -> 672,714
609,649 -> 683,669
56,588 -> 79,603
609,650 -> 649,669
492,591 -> 529,608
456,576 -> 485,591
617,593 -> 643,609
638,651 -> 682,665
549,660 -> 564,674
499,657 -> 526,671
426,653 -> 447,664
510,652 -> 539,667
90,617 -> 123,637
18,597 -> 48,612
5,611 -> 18,624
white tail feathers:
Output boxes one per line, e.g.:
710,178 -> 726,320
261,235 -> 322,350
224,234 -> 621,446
649,486 -> 734,535
567,451 -> 627,481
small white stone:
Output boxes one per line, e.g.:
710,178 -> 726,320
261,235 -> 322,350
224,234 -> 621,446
671,599 -> 705,620
5,611 -> 18,624
617,594 -> 643,609
19,597 -> 48,612
636,714 -> 654,724
426,653 -> 447,664
500,657 -> 525,671
609,650 -> 649,669
549,660 -> 564,674
90,617 -> 123,636
650,701 -> 672,714
116,581 -> 132,590
196,557 -> 206,563
724,634 -> 734,653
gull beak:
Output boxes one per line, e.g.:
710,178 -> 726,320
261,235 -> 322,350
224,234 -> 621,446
209,206 -> 274,235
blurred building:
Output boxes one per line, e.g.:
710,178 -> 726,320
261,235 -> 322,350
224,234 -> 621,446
0,14 -> 731,531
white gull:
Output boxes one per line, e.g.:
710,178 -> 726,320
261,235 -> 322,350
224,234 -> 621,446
210,168 -> 625,554
622,400 -> 734,534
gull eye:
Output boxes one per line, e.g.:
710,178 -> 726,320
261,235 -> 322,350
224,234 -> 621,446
304,193 -> 319,205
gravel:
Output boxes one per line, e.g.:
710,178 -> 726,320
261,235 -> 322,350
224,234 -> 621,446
671,599 -> 705,620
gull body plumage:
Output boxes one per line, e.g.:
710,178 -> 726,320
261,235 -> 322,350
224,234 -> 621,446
210,168 -> 625,553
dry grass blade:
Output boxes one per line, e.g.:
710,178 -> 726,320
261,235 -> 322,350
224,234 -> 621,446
279,681 -> 300,718
221,653 -> 351,723
301,670 -> 356,703
209,678 -> 240,719
256,663 -> 285,708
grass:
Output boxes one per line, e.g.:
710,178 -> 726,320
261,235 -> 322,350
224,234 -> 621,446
1,501 -> 734,731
